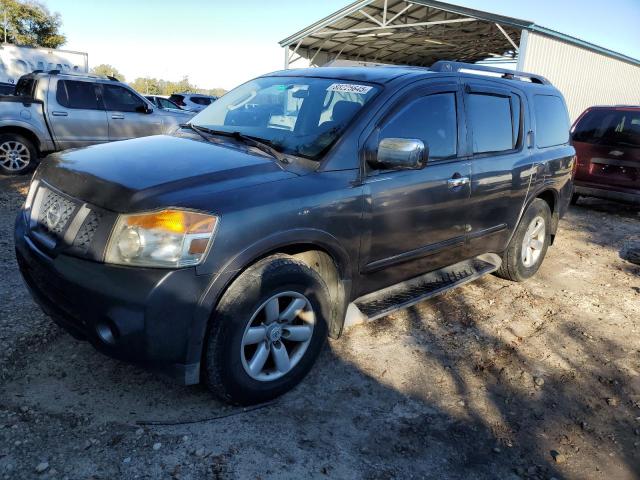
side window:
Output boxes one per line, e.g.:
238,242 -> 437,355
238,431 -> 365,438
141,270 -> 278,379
380,93 -> 458,159
467,93 -> 518,154
102,84 -> 146,112
56,80 -> 101,110
534,95 -> 570,148
191,96 -> 211,106
159,98 -> 175,109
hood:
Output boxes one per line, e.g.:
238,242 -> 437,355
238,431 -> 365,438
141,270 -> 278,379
38,135 -> 297,212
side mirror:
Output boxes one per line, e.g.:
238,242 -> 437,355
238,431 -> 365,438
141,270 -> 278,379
371,138 -> 428,170
136,104 -> 153,114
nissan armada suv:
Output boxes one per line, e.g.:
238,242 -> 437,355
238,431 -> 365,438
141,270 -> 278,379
15,62 -> 575,405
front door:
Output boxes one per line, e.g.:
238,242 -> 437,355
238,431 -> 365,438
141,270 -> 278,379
100,83 -> 163,141
359,85 -> 471,293
47,78 -> 109,149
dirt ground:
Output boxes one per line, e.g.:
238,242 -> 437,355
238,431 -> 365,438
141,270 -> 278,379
1,174 -> 639,480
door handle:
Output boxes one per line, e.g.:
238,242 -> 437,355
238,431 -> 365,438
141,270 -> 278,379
51,111 -> 68,117
111,114 -> 125,120
447,176 -> 470,189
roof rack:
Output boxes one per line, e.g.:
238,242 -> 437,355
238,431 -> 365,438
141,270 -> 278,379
430,61 -> 551,85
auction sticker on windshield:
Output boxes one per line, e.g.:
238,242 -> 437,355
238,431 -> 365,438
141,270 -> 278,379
327,83 -> 373,94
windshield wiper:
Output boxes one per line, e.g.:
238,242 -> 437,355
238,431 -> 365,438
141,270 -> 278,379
184,124 -> 289,164
180,123 -> 210,143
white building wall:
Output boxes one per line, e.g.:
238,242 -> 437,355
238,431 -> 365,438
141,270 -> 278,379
520,32 -> 640,122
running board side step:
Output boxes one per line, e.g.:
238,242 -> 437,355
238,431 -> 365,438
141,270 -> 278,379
353,254 -> 501,322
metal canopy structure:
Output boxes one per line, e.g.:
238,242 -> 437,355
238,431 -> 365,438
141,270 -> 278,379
279,0 -> 640,69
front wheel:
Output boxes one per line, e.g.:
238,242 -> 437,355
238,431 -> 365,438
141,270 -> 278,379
203,255 -> 330,405
495,198 -> 552,282
0,134 -> 37,176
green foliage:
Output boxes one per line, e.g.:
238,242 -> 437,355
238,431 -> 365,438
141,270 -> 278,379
90,64 -> 125,81
0,0 -> 65,48
129,76 -> 227,97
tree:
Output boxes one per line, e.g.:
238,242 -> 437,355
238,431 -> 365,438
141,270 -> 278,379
90,64 -> 125,81
129,76 -> 227,97
0,0 -> 65,48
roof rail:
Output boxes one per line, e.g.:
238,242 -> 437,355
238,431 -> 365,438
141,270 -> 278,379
106,75 -> 120,82
430,61 -> 551,85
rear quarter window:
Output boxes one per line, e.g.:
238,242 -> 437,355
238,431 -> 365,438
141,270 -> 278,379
534,95 -> 570,148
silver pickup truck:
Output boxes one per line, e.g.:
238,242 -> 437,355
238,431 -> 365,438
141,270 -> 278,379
0,71 -> 194,175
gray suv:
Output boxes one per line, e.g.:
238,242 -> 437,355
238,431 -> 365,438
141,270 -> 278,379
15,62 -> 575,405
0,71 -> 193,175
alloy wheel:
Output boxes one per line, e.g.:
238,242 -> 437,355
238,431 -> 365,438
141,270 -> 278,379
521,215 -> 546,268
0,141 -> 31,172
240,291 -> 315,382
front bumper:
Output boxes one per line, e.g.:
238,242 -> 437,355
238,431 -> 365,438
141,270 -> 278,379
15,213 -> 213,384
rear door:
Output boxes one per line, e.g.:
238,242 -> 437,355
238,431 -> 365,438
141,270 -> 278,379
359,82 -> 471,291
47,77 -> 109,149
462,80 -> 535,257
572,108 -> 640,192
101,83 -> 163,141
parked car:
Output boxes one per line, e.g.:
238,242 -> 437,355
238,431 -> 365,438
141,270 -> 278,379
0,71 -> 194,175
168,93 -> 217,112
0,82 -> 15,95
15,62 -> 574,405
145,95 -> 186,113
571,105 -> 640,205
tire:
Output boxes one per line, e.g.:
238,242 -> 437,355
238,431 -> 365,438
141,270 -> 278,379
570,193 -> 580,205
203,254 -> 330,405
0,133 -> 37,176
495,198 -> 552,282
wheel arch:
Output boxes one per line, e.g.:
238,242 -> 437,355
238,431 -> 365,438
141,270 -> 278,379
535,187 -> 560,242
0,125 -> 42,153
187,230 -> 354,381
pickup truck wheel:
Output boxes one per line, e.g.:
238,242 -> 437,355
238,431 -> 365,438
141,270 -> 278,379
0,134 -> 37,175
203,255 -> 329,405
495,198 -> 551,282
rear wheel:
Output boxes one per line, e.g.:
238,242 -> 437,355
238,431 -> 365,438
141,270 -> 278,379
203,255 -> 329,405
495,198 -> 552,282
0,134 -> 37,176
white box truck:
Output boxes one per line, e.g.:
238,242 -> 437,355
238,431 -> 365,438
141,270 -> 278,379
0,44 -> 88,85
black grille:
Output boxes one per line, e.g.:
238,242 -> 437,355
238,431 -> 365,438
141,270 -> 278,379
73,211 -> 102,253
37,189 -> 76,237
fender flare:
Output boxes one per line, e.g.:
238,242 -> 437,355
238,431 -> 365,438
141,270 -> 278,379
185,228 -> 353,371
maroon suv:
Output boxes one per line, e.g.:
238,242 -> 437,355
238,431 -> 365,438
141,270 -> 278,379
571,105 -> 640,205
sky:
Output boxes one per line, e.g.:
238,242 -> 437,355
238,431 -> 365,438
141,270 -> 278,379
43,0 -> 640,91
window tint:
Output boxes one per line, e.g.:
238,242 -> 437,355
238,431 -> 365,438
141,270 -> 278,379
15,77 -> 35,97
102,84 -> 146,112
169,94 -> 185,106
56,80 -> 100,110
467,93 -> 515,154
159,98 -> 178,109
572,109 -> 639,148
380,93 -> 458,159
190,96 -> 212,105
534,95 -> 570,148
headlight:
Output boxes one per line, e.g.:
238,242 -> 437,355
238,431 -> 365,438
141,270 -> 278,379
105,209 -> 218,268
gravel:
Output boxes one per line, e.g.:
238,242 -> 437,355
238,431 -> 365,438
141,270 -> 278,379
1,175 -> 640,479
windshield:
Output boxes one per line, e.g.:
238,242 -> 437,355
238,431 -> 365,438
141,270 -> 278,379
573,109 -> 640,148
190,76 -> 379,160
